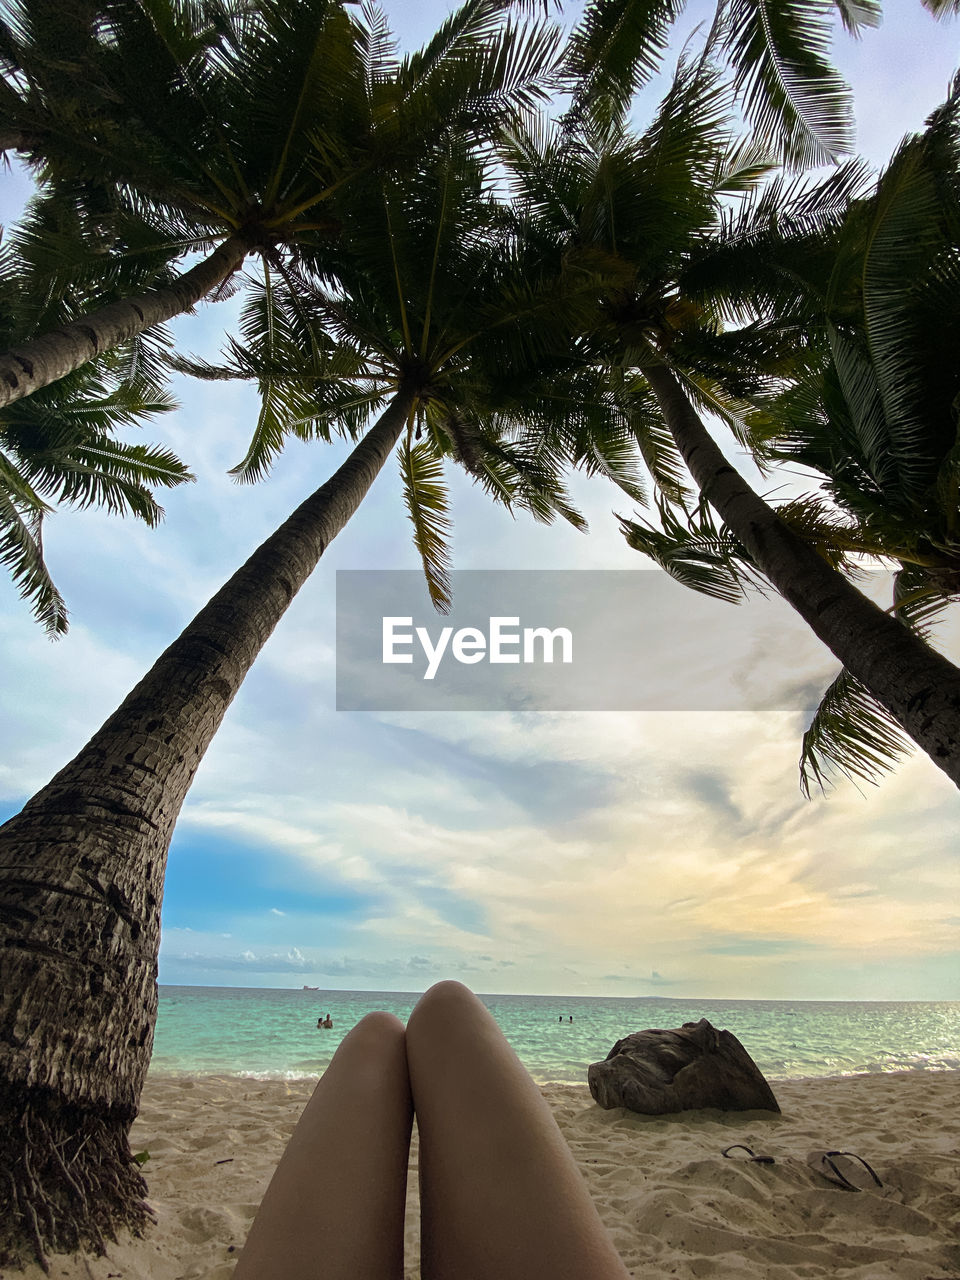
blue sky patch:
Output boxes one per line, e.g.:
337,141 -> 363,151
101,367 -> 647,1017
163,830 -> 380,932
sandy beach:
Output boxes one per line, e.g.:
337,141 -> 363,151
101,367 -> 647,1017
9,1070 -> 960,1280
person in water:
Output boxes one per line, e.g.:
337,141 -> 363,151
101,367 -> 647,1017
323,1014 -> 333,1028
234,981 -> 630,1280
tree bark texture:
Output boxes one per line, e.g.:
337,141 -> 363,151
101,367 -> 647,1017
0,386 -> 415,1267
0,232 -> 256,410
644,361 -> 960,788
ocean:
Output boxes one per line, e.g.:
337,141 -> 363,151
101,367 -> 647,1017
151,986 -> 960,1084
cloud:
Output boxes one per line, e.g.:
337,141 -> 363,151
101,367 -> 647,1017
701,935 -> 819,958
6,39 -> 960,1007
599,970 -> 681,987
171,947 -> 310,974
158,699 -> 960,998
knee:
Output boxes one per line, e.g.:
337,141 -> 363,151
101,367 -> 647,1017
356,1009 -> 406,1035
419,978 -> 476,1007
408,980 -> 479,1033
349,1009 -> 407,1049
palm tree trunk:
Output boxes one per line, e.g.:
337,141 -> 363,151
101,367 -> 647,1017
643,361 -> 960,787
0,232 -> 258,410
0,385 -> 415,1269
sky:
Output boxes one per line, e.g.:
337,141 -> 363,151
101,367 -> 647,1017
1,1 -> 959,1002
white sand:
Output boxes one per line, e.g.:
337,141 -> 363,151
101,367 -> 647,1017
9,1070 -> 960,1280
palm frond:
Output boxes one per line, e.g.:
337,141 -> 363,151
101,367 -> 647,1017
621,375 -> 692,504
400,434 -> 453,613
772,493 -> 873,573
858,133 -> 950,487
823,322 -> 893,489
562,0 -> 687,131
0,483 -> 66,635
679,158 -> 874,327
830,0 -> 881,36
722,0 -> 857,169
710,134 -> 778,195
619,494 -> 757,602
799,666 -> 912,796
892,565 -> 956,640
396,0 -> 563,148
356,0 -> 400,96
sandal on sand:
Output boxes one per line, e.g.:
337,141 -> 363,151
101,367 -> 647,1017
806,1150 -> 883,1191
722,1144 -> 775,1164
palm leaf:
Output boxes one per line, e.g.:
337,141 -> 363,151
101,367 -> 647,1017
400,435 -> 453,613
562,0 -> 687,131
721,0 -> 857,169
619,494 -> 757,602
891,566 -> 955,641
710,134 -> 777,195
679,158 -> 873,328
857,133 -> 950,489
0,485 -> 66,635
822,322 -> 894,491
624,380 -> 692,506
830,0 -> 881,35
799,666 -> 912,796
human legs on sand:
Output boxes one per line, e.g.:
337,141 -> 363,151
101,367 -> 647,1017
232,984 -> 629,1280
232,1010 -> 412,1280
406,980 -> 631,1280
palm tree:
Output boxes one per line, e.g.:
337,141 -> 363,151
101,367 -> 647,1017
0,0 -> 314,404
0,195 -> 194,632
633,358 -> 960,789
0,384 -> 417,1270
562,0 -> 881,168
189,141 -> 602,603
0,0 -> 561,410
0,0 -> 564,628
0,14 -> 589,1265
501,50 -> 960,790
671,78 -> 960,790
0,362 -> 191,633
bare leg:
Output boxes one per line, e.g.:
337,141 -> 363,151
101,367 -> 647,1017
233,1011 -> 412,1280
406,981 -> 630,1280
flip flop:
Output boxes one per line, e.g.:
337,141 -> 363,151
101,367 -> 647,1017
722,1144 -> 775,1164
806,1150 -> 883,1191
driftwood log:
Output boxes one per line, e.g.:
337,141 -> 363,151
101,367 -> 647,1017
588,1018 -> 780,1114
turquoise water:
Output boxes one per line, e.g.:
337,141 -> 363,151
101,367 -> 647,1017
151,986 -> 960,1084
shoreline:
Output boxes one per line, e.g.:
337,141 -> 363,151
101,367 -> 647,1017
143,1063 -> 960,1086
10,1069 -> 960,1280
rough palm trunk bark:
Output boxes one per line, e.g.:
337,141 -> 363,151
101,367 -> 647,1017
0,385 -> 416,1269
644,361 -> 960,787
0,232 -> 258,410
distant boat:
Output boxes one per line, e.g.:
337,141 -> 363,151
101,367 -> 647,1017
302,985 -> 319,991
